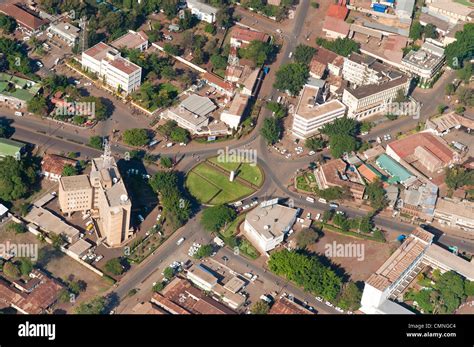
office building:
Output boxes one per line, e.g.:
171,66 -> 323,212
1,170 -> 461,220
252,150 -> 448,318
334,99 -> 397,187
401,42 -> 445,85
48,22 -> 80,46
186,0 -> 218,23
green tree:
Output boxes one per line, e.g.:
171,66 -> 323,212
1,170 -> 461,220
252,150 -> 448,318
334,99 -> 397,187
328,134 -> 358,158
170,127 -> 190,143
296,227 -> 319,248
27,96 -> 49,117
445,166 -> 474,190
305,137 -> 324,151
163,43 -> 182,56
18,258 -> 33,276
104,258 -> 124,276
250,300 -> 270,314
160,156 -> 173,168
122,128 -> 149,147
423,23 -> 438,39
5,221 -> 26,234
153,281 -> 165,292
0,156 -> 37,202
239,40 -> 275,65
0,14 -> 16,33
210,54 -> 227,70
200,205 -> 236,232
266,101 -> 287,119
75,296 -> 107,314
163,266 -> 174,279
315,37 -> 359,57
409,21 -> 423,40
194,244 -> 213,259
3,262 -> 20,279
274,63 -> 309,96
294,44 -> 317,64
337,282 -> 362,311
260,117 -> 282,145
62,164 -> 77,177
445,83 -> 455,95
437,104 -> 446,114
204,23 -> 216,34
365,179 -> 387,211
445,23 -> 474,69
457,62 -> 473,83
89,136 -> 103,149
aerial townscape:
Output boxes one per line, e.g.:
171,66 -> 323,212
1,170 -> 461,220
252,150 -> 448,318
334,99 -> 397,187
0,0 -> 473,322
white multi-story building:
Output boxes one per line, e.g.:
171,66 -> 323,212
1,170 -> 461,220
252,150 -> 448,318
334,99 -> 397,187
401,42 -> 445,85
342,74 -> 410,120
292,83 -> 346,139
186,0 -> 217,23
342,53 -> 388,87
220,93 -> 249,129
434,198 -> 474,231
48,22 -> 80,46
163,94 -> 216,133
243,201 -> 298,254
81,42 -> 142,94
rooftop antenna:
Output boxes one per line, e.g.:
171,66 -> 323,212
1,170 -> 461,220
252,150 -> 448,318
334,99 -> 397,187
102,138 -> 112,168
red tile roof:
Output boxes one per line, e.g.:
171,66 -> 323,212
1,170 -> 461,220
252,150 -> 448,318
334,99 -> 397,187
326,4 -> 349,20
203,72 -> 234,92
0,4 -> 47,31
387,132 -> 456,165
323,17 -> 350,36
231,27 -> 269,44
41,154 -> 76,176
269,297 -> 314,314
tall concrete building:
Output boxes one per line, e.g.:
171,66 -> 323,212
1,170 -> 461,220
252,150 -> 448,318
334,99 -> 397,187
58,143 -> 132,247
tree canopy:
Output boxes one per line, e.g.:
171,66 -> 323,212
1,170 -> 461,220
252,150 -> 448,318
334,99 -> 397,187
0,156 -> 38,202
200,205 -> 236,232
445,23 -> 474,69
316,37 -> 359,57
274,63 -> 309,96
122,128 -> 149,147
239,40 -> 276,65
294,44 -> 317,64
260,117 -> 282,145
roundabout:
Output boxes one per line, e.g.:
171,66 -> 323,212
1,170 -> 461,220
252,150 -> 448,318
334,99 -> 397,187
186,156 -> 264,205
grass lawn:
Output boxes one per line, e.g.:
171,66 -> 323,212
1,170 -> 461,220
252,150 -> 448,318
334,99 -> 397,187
221,214 -> 245,238
187,163 -> 255,204
453,0 -> 472,5
239,237 -> 260,259
185,172 -> 221,203
296,175 -> 312,192
208,157 -> 263,186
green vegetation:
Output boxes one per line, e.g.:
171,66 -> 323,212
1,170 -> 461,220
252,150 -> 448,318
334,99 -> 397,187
274,63 -> 309,96
266,101 -> 288,118
122,128 -> 149,147
5,222 -> 26,234
409,21 -> 423,40
250,300 -> 270,314
0,13 -> 16,33
260,117 -> 283,145
365,179 -> 387,211
269,249 -> 342,301
62,164 -> 77,177
3,262 -> 20,279
201,205 -> 237,233
294,44 -> 317,64
405,271 -> 471,313
208,157 -> 263,186
316,37 -> 359,57
305,137 -> 325,151
89,136 -> 103,150
445,165 -> 474,190
158,120 -> 190,144
239,40 -> 276,65
163,266 -> 175,280
321,117 -> 360,158
133,82 -> 178,111
150,171 -> 191,230
238,237 -> 260,259
337,282 -> 362,311
0,156 -> 38,203
160,156 -> 173,168
104,258 -> 125,276
194,244 -> 213,259
445,23 -> 474,69
75,296 -> 107,314
457,62 -> 473,83
0,38 -> 32,75
296,227 -> 320,249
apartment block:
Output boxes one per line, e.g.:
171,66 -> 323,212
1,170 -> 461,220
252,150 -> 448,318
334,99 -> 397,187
82,42 -> 142,94
401,42 -> 445,84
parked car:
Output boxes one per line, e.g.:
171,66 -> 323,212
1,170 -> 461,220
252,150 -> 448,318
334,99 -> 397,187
176,237 -> 185,246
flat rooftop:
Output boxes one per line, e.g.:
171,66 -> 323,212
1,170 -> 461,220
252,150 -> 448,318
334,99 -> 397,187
345,74 -> 408,99
435,198 -> 474,219
296,86 -> 346,120
224,93 -> 249,117
59,174 -> 91,191
245,203 -> 297,241
111,31 -> 148,50
25,206 -> 80,240
180,94 -> 217,117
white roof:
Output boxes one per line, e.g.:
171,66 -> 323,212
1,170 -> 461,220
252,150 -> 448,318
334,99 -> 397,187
0,204 -> 8,216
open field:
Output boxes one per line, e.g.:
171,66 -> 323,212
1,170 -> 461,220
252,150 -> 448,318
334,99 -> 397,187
186,163 -> 256,204
208,157 -> 264,186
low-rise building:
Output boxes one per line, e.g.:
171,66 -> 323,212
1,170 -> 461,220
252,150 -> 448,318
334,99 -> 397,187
48,22 -> 80,46
269,297 -> 315,314
81,42 -> 142,94
309,47 -> 344,79
425,112 -> 474,135
0,3 -> 48,35
243,201 -> 298,253
110,30 -> 149,52
425,0 -> 473,23
220,93 -> 249,129
186,0 -> 218,23
401,42 -> 445,85
0,73 -> 41,110
322,16 -> 350,39
41,153 -> 77,181
0,269 -> 64,314
434,198 -> 474,231
229,27 -> 270,48
292,81 -> 346,139
203,72 -> 234,97
399,183 -> 438,221
375,154 -> 415,185
386,132 -> 460,173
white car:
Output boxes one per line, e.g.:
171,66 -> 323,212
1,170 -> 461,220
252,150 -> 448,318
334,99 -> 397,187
315,296 -> 323,302
306,212 -> 311,219
315,213 -> 321,221
325,301 -> 333,307
176,237 -> 185,246
308,151 -> 315,156
335,306 -> 344,313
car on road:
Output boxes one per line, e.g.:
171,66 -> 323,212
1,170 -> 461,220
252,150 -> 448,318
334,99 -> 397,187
335,306 -> 344,313
315,296 -> 323,302
329,202 -> 339,209
222,256 -> 229,262
308,150 -> 315,156
14,111 -> 23,117
305,196 -> 315,203
176,237 -> 185,246
315,213 -> 321,221
288,52 -> 293,58
306,212 -> 311,219
325,301 -> 333,307
318,198 -> 327,204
